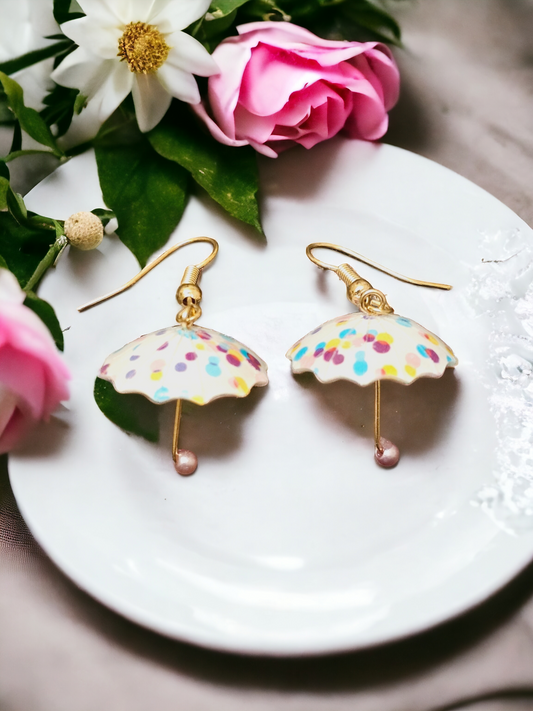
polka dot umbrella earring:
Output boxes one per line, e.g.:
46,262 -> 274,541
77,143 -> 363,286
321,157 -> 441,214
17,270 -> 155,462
79,237 -> 268,476
286,243 -> 458,468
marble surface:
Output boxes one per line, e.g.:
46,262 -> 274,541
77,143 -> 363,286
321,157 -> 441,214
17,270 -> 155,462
2,1 -> 533,709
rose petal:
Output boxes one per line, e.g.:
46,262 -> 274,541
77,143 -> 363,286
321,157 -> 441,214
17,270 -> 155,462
0,270 -> 25,305
191,101 -> 249,148
197,21 -> 400,156
0,404 -> 29,455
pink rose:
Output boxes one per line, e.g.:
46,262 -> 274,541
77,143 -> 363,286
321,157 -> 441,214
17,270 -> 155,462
0,269 -> 70,453
194,22 -> 400,157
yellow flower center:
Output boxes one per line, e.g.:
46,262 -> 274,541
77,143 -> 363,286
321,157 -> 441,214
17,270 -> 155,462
117,22 -> 170,74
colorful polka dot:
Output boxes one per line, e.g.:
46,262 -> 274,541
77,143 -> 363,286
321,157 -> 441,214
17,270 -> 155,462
417,344 -> 440,363
373,340 -> 391,354
405,365 -> 416,377
192,395 -> 204,405
245,351 -> 262,371
395,317 -> 412,327
340,328 -> 356,338
227,353 -> 241,367
154,387 -> 169,401
424,333 -> 440,346
294,346 -> 308,361
157,341 -> 168,351
381,365 -> 398,376
233,376 -> 250,395
206,356 -> 221,377
130,355 -> 139,361
151,371 -> 163,381
175,362 -> 186,372
185,352 -> 197,361
314,341 -> 326,357
126,370 -> 136,379
353,351 -> 368,376
406,353 -> 421,368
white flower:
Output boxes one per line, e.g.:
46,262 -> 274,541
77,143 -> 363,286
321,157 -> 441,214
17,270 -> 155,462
51,0 -> 218,137
0,0 -> 58,111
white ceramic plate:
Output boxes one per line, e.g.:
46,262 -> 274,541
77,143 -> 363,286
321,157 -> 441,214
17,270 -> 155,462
9,138 -> 533,656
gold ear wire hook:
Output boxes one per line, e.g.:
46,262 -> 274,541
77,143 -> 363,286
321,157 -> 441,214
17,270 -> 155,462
306,242 -> 452,316
78,236 -> 219,313
306,242 -> 452,290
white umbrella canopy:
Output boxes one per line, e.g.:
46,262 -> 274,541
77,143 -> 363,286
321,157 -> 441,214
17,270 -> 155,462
100,324 -> 268,405
287,311 -> 457,386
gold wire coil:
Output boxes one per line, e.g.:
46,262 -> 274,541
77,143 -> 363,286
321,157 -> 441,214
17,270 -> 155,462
335,263 -> 360,286
181,264 -> 200,286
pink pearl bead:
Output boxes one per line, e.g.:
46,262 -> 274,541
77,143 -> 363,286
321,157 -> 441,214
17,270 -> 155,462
374,438 -> 400,468
174,449 -> 198,476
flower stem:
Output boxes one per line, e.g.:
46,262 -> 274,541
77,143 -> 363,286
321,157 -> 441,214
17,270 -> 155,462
23,235 -> 68,294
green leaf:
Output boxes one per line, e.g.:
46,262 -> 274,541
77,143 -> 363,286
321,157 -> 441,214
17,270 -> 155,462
340,0 -> 402,44
40,84 -> 79,136
91,207 -> 115,227
94,378 -> 160,443
95,138 -> 189,267
0,72 -> 64,156
0,179 -> 8,211
240,0 -> 291,20
0,164 -> 8,210
3,149 -> 59,162
23,291 -> 64,350
0,212 -> 52,287
53,0 -> 84,24
73,92 -> 87,114
10,121 -> 22,152
149,107 -> 263,235
207,0 -> 251,18
6,188 -> 27,225
0,255 -> 8,270
0,91 -> 13,125
0,41 -> 73,76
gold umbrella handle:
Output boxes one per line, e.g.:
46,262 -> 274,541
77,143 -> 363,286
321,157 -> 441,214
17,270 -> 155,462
374,381 -> 381,452
172,399 -> 197,476
373,382 -> 400,469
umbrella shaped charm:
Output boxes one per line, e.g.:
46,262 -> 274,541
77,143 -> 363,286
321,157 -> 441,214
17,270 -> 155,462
80,237 -> 268,476
287,243 -> 458,468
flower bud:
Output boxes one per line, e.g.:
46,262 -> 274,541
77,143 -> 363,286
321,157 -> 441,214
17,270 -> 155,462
64,212 -> 104,251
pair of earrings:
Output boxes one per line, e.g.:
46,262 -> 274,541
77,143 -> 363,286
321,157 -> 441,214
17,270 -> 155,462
80,237 -> 458,475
